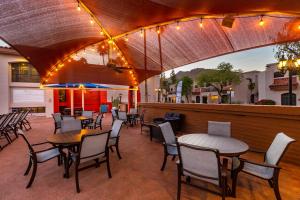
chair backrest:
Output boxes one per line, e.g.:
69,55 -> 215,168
82,111 -> 93,118
158,122 -> 176,144
20,110 -> 30,121
52,113 -> 62,122
177,141 -> 221,185
17,129 -> 34,153
265,132 -> 296,165
110,120 -> 123,137
129,108 -> 137,114
95,113 -> 103,123
79,131 -> 110,163
61,119 -> 82,133
118,111 -> 127,121
1,113 -> 15,130
111,109 -> 118,118
208,121 -> 231,137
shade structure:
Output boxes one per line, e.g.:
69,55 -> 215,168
1,0 -> 300,86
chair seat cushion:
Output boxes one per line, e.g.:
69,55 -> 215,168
36,148 -> 60,162
242,162 -> 274,179
167,144 -> 178,155
108,137 -> 117,146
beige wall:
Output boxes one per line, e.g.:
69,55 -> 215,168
139,75 -> 160,103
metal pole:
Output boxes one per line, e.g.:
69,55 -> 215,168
288,70 -> 293,105
229,90 -> 232,104
81,90 -> 85,110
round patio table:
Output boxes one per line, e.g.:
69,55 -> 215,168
178,133 -> 249,157
47,129 -> 100,145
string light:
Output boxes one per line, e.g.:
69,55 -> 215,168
199,18 -> 203,28
259,15 -> 264,26
108,39 -> 113,44
298,24 -> 300,30
68,59 -> 72,62
100,30 -> 104,35
176,21 -> 180,30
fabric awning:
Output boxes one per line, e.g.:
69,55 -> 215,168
0,0 -> 300,86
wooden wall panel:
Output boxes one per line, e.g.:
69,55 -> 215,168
139,103 -> 300,166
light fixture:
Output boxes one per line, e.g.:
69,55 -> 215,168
129,70 -> 133,74
156,26 -> 160,34
199,18 -> 203,28
259,15 -> 264,26
222,16 -> 235,28
77,2 -> 81,11
90,17 -> 94,25
298,24 -> 300,30
108,39 -> 113,44
39,84 -> 44,89
117,52 -> 121,56
68,59 -> 71,62
124,35 -> 129,42
176,21 -> 180,30
140,29 -> 144,37
55,67 -> 58,72
100,30 -> 104,35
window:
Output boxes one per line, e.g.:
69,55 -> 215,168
12,107 -> 45,113
59,90 -> 66,102
11,62 -> 40,83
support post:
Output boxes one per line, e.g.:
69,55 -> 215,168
82,90 -> 85,111
70,89 -> 74,116
134,89 -> 138,109
144,29 -> 148,102
288,70 -> 293,105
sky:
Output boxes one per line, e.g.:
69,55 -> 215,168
164,45 -> 277,77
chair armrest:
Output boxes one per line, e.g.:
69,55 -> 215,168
221,158 -> 228,177
166,143 -> 177,147
35,146 -> 58,154
32,141 -> 51,146
240,158 -> 281,169
249,148 -> 266,154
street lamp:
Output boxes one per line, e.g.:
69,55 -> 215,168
155,88 -> 161,102
229,87 -> 233,104
277,56 -> 300,105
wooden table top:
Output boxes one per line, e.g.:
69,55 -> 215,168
178,133 -> 249,157
76,116 -> 91,121
47,129 -> 103,145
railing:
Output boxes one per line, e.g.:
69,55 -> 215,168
139,103 -> 300,166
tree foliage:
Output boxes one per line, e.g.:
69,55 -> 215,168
196,62 -> 241,98
180,76 -> 193,103
274,41 -> 300,60
170,69 -> 177,84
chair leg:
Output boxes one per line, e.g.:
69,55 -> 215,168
75,162 -> 80,193
221,177 -> 227,200
106,156 -> 112,178
24,157 -> 32,176
172,155 -> 176,161
115,143 -> 122,160
95,158 -> 100,168
26,160 -> 37,188
273,171 -> 281,200
160,152 -> 168,171
177,165 -> 181,200
109,146 -> 114,152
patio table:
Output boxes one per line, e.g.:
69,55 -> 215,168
76,116 -> 93,128
178,133 -> 249,157
47,129 -> 103,178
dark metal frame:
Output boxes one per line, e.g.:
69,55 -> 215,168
176,140 -> 229,200
231,139 -> 296,200
109,121 -> 124,159
72,131 -> 111,193
19,132 -> 66,188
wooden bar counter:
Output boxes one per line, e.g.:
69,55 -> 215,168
139,103 -> 300,166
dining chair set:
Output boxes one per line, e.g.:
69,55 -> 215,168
111,108 -> 142,127
158,121 -> 295,200
0,110 -> 31,150
19,117 -> 124,193
52,111 -> 103,134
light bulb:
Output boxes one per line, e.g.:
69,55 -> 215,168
90,19 -> 94,25
298,24 -> 300,30
124,36 -> 129,42
259,16 -> 264,26
140,29 -> 144,37
176,21 -> 180,30
100,30 -> 104,35
156,26 -> 160,34
77,4 -> 81,11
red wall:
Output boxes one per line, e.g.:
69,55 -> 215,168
53,88 -> 140,113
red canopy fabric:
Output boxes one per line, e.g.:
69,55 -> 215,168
0,0 -> 300,85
